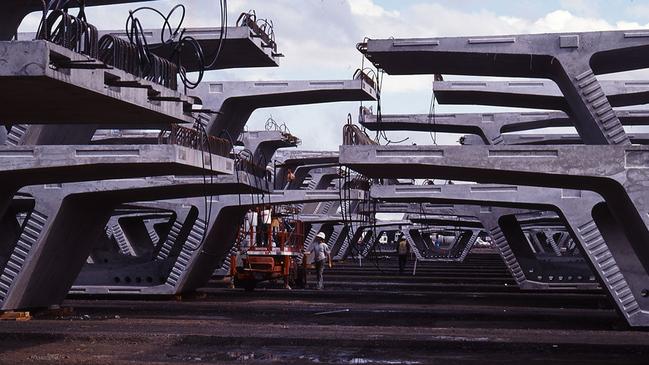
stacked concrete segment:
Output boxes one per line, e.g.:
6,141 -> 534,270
348,28 -> 649,327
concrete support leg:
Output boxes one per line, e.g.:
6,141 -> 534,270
0,192 -> 112,310
556,60 -> 630,145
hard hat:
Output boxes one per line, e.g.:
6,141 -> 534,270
316,232 -> 326,240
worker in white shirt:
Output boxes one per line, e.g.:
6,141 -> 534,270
305,232 -> 331,290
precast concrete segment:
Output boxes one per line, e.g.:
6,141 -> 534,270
295,169 -> 341,214
274,150 -> 339,164
371,185 -> 599,288
0,144 -> 231,224
358,201 -> 474,218
0,145 -> 232,188
469,206 -> 597,290
297,213 -> 366,224
0,188 -> 115,309
401,227 -> 481,263
19,26 -> 281,71
0,173 -> 264,309
370,219 -> 482,262
273,150 -> 339,188
344,145 -> 649,326
461,133 -> 649,146
111,213 -> 174,257
433,80 -> 649,111
285,164 -> 340,190
304,168 -> 340,190
404,216 -> 483,228
189,79 -> 377,137
366,201 -> 571,263
341,221 -> 412,259
1,0 -> 151,40
238,130 -> 300,164
358,201 -> 485,261
0,41 -> 195,125
73,197 -> 212,297
71,189 -> 366,296
360,109 -> 649,145
108,27 -> 280,71
358,30 -> 649,145
14,178 -> 304,298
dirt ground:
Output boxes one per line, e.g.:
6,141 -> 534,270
1,253 -> 648,364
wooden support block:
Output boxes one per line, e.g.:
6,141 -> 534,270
0,311 -> 31,321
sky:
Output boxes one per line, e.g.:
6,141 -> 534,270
20,0 -> 649,150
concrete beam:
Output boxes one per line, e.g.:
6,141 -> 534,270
461,133 -> 649,146
0,41 -> 194,125
342,144 -> 649,326
360,108 -> 649,145
433,80 -> 649,111
238,130 -> 300,163
18,26 -> 281,70
190,79 -> 377,138
0,145 -> 231,189
358,30 -> 649,145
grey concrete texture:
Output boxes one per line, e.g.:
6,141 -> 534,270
359,30 -> 649,145
0,41 -> 195,125
433,80 -> 649,110
369,186 -> 595,287
360,108 -> 649,145
189,78 -> 377,137
238,130 -> 301,164
0,171 -> 268,309
460,133 -> 649,146
0,144 -> 232,191
70,189 -> 366,297
343,144 -> 649,326
17,25 -> 281,71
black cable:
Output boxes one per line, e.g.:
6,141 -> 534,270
428,87 -> 438,145
205,0 -> 228,69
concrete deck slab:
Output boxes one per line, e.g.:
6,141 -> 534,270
0,41 -> 194,125
461,133 -> 649,146
359,30 -> 649,145
433,80 -> 649,110
360,109 -> 649,145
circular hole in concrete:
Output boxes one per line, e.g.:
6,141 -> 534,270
135,277 -> 142,283
114,277 -> 120,283
125,276 -> 132,283
146,277 -> 153,283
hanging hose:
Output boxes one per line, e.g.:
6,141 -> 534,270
36,0 -> 99,58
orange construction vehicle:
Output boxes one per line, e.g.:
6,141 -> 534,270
230,208 -> 305,291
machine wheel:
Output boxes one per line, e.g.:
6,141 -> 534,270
233,276 -> 255,291
243,281 -> 256,292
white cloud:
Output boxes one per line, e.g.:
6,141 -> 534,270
348,0 -> 399,17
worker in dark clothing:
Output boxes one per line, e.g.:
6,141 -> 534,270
397,237 -> 409,275
306,232 -> 331,290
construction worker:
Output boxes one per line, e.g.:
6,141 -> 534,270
397,237 -> 409,275
306,232 -> 331,290
260,206 -> 272,246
